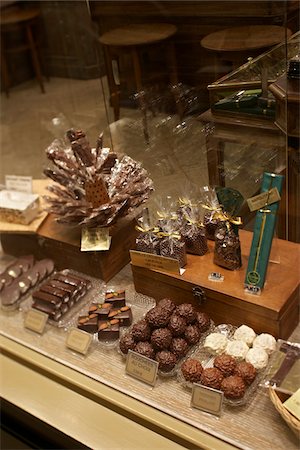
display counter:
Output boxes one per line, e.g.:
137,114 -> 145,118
1,258 -> 299,450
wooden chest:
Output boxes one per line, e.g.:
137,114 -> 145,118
1,213 -> 138,282
131,230 -> 300,339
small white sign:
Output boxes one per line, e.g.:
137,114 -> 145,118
191,383 -> 224,416
66,327 -> 92,355
24,309 -> 48,334
126,350 -> 158,386
5,175 -> 33,193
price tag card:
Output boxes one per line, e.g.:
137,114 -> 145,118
247,187 -> 281,212
24,309 -> 48,334
81,226 -> 111,251
208,272 -> 224,282
5,175 -> 33,193
130,250 -> 180,275
244,284 -> 261,296
66,328 -> 92,355
125,350 -> 158,386
191,383 -> 224,416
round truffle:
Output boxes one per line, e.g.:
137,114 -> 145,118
195,311 -> 211,332
234,361 -> 256,385
131,319 -> 151,342
157,298 -> 176,316
134,341 -> 155,359
145,306 -> 170,328
225,340 -> 249,361
214,354 -> 237,377
155,350 -> 177,372
200,367 -> 224,390
245,347 -> 269,370
253,333 -> 276,355
221,375 -> 246,399
168,314 -> 187,336
204,333 -> 228,355
150,327 -> 172,350
175,303 -> 196,324
184,324 -> 201,345
170,337 -> 189,358
233,325 -> 256,346
119,332 -> 136,354
181,358 -> 203,383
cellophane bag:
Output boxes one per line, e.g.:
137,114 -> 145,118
200,186 -> 224,240
159,220 -> 187,268
213,221 -> 242,270
181,205 -> 208,256
135,209 -> 160,255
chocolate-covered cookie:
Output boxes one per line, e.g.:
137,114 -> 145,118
234,361 -> 256,385
135,341 -> 155,359
155,350 -> 177,372
221,375 -> 246,399
195,311 -> 211,332
181,358 -> 203,383
168,314 -> 187,337
214,354 -> 237,377
175,303 -> 196,324
131,319 -> 151,341
157,298 -> 176,316
119,332 -> 136,354
150,328 -> 172,350
170,337 -> 189,358
145,306 -> 170,328
184,324 -> 201,345
200,367 -> 224,390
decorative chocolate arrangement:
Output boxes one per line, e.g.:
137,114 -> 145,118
77,289 -> 133,342
0,255 -> 54,308
43,129 -> 154,227
119,299 -> 212,374
32,269 -> 91,322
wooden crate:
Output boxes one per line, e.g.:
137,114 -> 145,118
1,213 -> 138,282
131,230 -> 300,339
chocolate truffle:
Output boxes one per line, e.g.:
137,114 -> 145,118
214,354 -> 237,377
234,361 -> 256,385
200,367 -> 224,390
145,306 -> 170,328
225,340 -> 249,361
170,337 -> 189,358
221,375 -> 246,399
150,328 -> 172,350
135,341 -> 155,359
195,311 -> 211,332
131,319 -> 151,342
245,347 -> 268,370
204,333 -> 228,355
155,350 -> 177,372
175,303 -> 196,324
168,314 -> 187,337
253,333 -> 276,355
157,298 -> 176,316
181,358 -> 203,383
184,324 -> 201,345
119,332 -> 136,354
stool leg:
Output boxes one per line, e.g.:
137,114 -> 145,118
26,23 -> 45,93
166,41 -> 184,121
1,38 -> 10,97
103,45 -> 120,121
131,46 -> 149,144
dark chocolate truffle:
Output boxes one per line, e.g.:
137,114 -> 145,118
214,354 -> 237,377
119,332 -> 136,354
195,311 -> 211,332
134,341 -> 155,359
181,358 -> 203,383
200,367 -> 224,390
170,337 -> 189,358
175,303 -> 196,324
150,328 -> 172,350
168,314 -> 187,337
145,306 -> 170,328
234,361 -> 256,385
157,298 -> 176,316
221,375 -> 246,399
184,324 -> 201,345
131,319 -> 151,341
155,350 -> 177,373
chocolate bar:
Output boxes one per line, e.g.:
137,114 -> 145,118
32,290 -> 63,308
105,290 -> 126,308
88,302 -> 112,318
98,319 -> 120,341
107,306 -> 132,327
77,314 -> 98,333
40,284 -> 70,303
32,301 -> 62,321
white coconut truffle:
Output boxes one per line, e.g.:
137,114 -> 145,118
233,325 -> 256,346
253,333 -> 276,355
245,347 -> 269,370
225,340 -> 249,361
203,333 -> 228,355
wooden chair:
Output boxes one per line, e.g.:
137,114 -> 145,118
1,5 -> 45,96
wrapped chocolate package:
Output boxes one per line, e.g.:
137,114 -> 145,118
135,209 -> 160,255
200,186 -> 223,240
159,220 -> 187,268
181,205 -> 208,256
43,129 -> 154,227
214,221 -> 242,270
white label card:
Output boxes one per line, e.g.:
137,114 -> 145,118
130,250 -> 180,275
66,328 -> 92,355
191,383 -> 224,416
5,175 -> 33,193
24,309 -> 48,334
125,350 -> 158,386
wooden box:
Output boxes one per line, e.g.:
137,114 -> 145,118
1,213 -> 138,282
132,230 -> 300,339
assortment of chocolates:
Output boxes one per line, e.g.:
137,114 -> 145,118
213,222 -> 242,271
0,256 -> 54,308
77,289 -> 132,342
32,269 -> 91,321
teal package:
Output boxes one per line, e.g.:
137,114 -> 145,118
245,172 -> 284,289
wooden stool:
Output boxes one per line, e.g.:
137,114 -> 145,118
201,25 -> 292,81
1,6 -> 45,96
99,23 -> 179,122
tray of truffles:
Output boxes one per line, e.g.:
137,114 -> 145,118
178,324 -> 277,406
118,299 -> 214,377
0,255 -> 55,311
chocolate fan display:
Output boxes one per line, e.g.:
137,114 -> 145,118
43,129 -> 154,227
